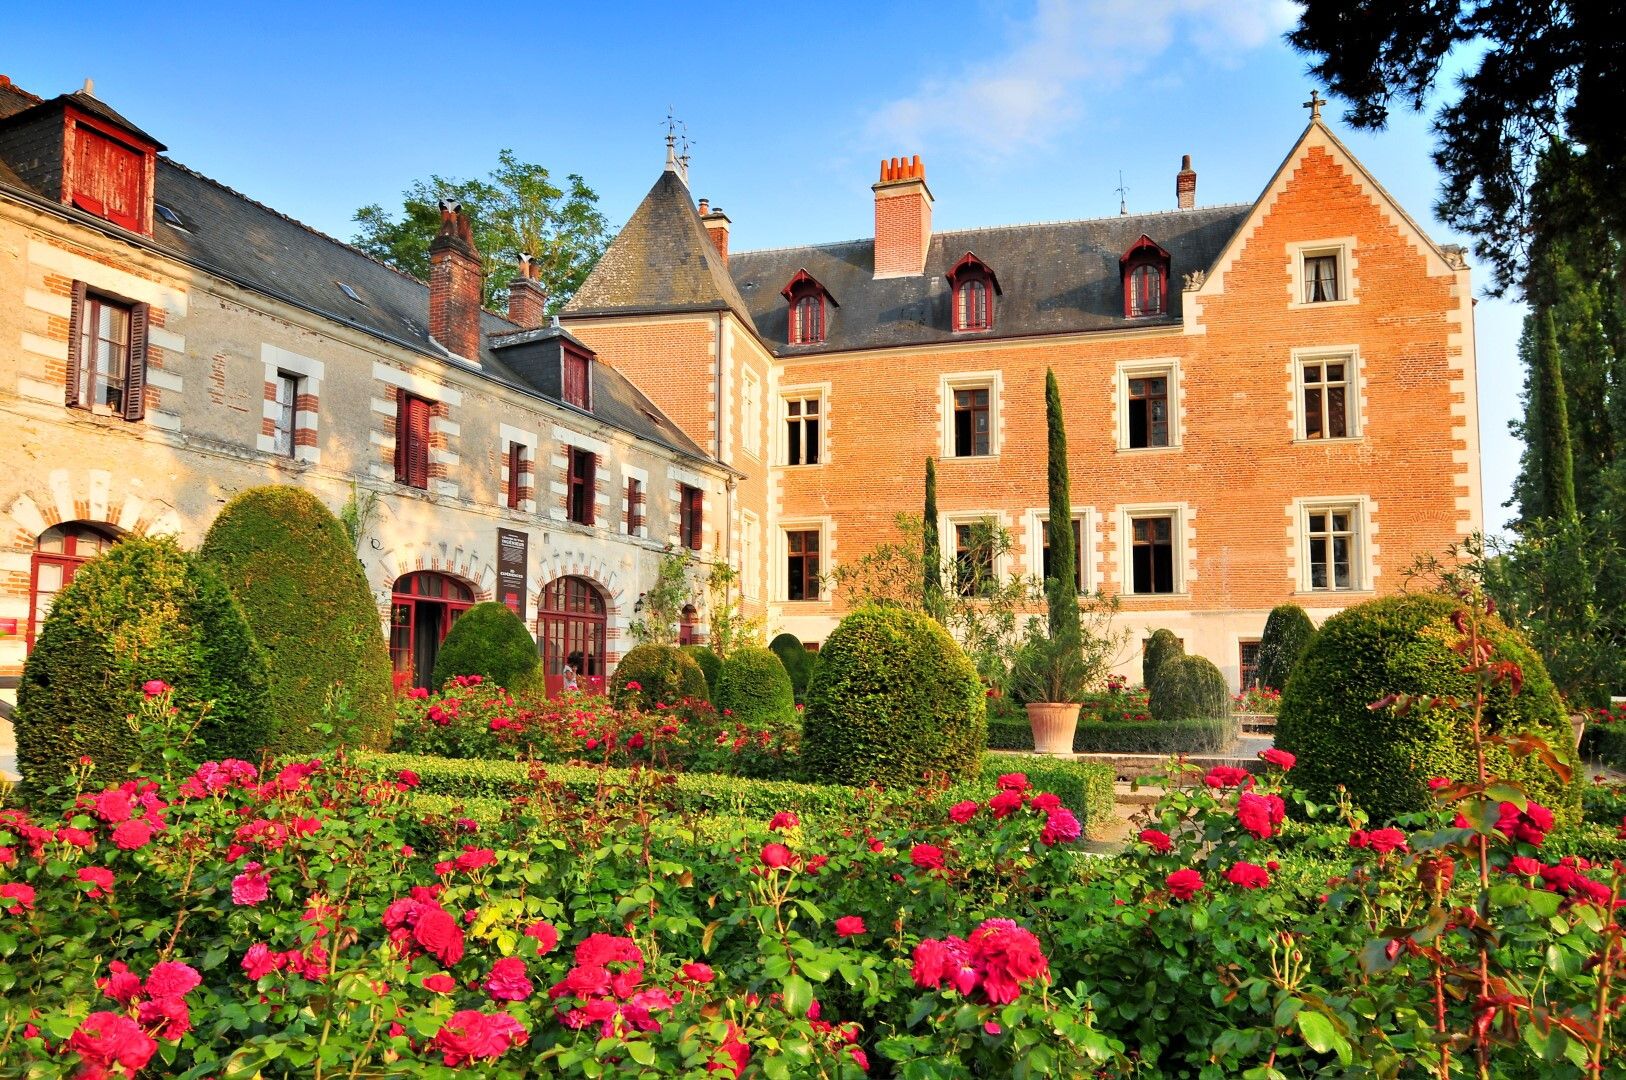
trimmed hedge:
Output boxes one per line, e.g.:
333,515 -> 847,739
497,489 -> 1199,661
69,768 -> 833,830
17,536 -> 272,791
359,751 -> 1115,837
431,601 -> 540,692
987,717 -> 1236,755
1149,655 -> 1230,722
1276,593 -> 1581,826
801,606 -> 985,788
611,643 -> 709,709
1582,724 -> 1626,771
1256,604 -> 1316,690
1142,629 -> 1183,691
680,645 -> 723,701
769,633 -> 815,700
714,646 -> 796,730
199,485 -> 392,752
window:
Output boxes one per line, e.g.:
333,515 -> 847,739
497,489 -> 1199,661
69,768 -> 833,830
563,347 -> 591,409
66,284 -> 148,420
626,477 -> 645,534
272,372 -> 300,458
1306,507 -> 1356,591
947,253 -> 998,332
1239,640 -> 1262,690
792,294 -> 824,345
786,529 -> 820,601
1300,357 -> 1352,439
506,441 -> 526,510
1041,515 -> 1086,594
1120,235 -> 1170,318
1130,516 -> 1175,594
953,388 -> 991,457
539,576 -> 608,694
394,393 -> 432,489
29,522 -> 117,649
567,447 -> 596,525
741,370 -> 761,456
1304,254 -> 1340,303
680,484 -> 703,550
390,572 -> 475,689
742,513 -> 760,599
67,116 -> 153,234
785,396 -> 822,466
1128,376 -> 1169,448
954,521 -> 996,597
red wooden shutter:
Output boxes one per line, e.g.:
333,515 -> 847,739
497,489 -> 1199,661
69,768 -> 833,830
409,398 -> 431,488
65,281 -> 87,407
123,302 -> 149,421
687,487 -> 703,550
394,395 -> 408,481
581,453 -> 597,526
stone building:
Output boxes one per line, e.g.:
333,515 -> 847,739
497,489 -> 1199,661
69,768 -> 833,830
563,100 -> 1482,689
0,76 -> 736,729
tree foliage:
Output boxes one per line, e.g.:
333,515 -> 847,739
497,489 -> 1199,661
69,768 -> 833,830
430,601 -> 541,693
352,150 -> 610,310
1043,369 -> 1080,647
922,457 -> 945,623
629,551 -> 699,646
1289,2 -> 1626,292
1255,604 -> 1317,692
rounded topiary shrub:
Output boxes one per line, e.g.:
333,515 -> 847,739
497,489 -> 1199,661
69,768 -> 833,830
199,485 -> 392,753
17,536 -> 272,791
1276,593 -> 1581,826
1255,603 -> 1317,690
681,645 -> 723,701
714,646 -> 796,730
769,632 -> 815,700
431,601 -> 541,692
1149,654 -> 1230,722
611,643 -> 709,709
1142,628 -> 1184,691
800,605 -> 985,787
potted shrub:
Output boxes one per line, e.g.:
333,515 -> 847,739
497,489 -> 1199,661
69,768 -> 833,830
1010,625 -> 1091,754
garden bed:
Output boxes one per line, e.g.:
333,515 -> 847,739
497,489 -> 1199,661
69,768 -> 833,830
986,716 -> 1237,756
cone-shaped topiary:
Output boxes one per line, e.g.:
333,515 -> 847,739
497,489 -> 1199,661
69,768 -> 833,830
801,605 -> 985,787
680,645 -> 722,701
612,643 -> 709,709
769,632 -> 815,700
1255,603 -> 1317,691
714,646 -> 796,730
1149,654 -> 1231,722
1142,628 -> 1184,691
1276,593 -> 1581,826
199,485 -> 393,752
17,535 -> 272,791
431,601 -> 541,692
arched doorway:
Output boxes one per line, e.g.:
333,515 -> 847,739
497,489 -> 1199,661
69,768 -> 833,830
538,576 -> 607,696
29,521 -> 120,648
678,604 -> 700,646
390,571 -> 475,689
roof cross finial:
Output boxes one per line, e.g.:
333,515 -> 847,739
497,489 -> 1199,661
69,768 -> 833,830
663,107 -> 689,184
1116,171 -> 1129,216
1304,89 -> 1325,121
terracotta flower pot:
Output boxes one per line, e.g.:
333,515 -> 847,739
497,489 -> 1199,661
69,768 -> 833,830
1026,702 -> 1082,755
1570,713 -> 1587,752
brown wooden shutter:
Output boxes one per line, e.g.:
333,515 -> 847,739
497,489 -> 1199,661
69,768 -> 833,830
393,395 -> 408,482
65,281 -> 87,407
687,487 -> 703,550
123,302 -> 149,421
408,398 -> 431,488
582,453 -> 597,526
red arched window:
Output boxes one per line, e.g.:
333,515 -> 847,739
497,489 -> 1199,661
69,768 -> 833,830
946,253 -> 1000,332
781,269 -> 835,345
390,572 -> 476,689
28,521 -> 119,648
538,576 -> 607,696
1120,235 -> 1171,318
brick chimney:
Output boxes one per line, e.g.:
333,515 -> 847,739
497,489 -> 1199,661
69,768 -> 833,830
428,199 -> 483,361
1176,154 -> 1197,210
699,199 -> 731,263
507,253 -> 549,329
872,155 -> 932,278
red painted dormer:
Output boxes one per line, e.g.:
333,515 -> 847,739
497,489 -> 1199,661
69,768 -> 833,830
781,269 -> 837,346
946,252 -> 1000,332
0,89 -> 164,236
1120,234 -> 1171,318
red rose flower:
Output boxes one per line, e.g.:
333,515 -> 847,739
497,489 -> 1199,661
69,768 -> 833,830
242,942 -> 285,980
99,961 -> 143,1004
988,788 -> 1026,819
1507,855 -> 1542,877
948,800 -> 979,824
834,915 -> 867,938
1259,748 -> 1295,771
68,1012 -> 157,1074
396,769 -> 421,789
910,844 -> 945,871
431,1009 -> 529,1067
144,961 -> 201,999
92,789 -> 133,824
1235,792 -> 1276,840
414,906 -> 467,967
137,994 -> 192,1040
111,819 -> 153,851
1165,868 -> 1204,901
484,956 -> 533,1002
231,863 -> 270,906
423,972 -> 457,993
142,679 -> 171,698
1138,828 -> 1173,854
1224,861 -> 1271,889
454,846 -> 496,873
760,842 -> 794,869
0,883 -> 36,912
1366,827 -> 1408,855
996,773 -> 1030,792
768,811 -> 800,832
524,921 -> 560,954
1030,792 -> 1062,812
1040,807 -> 1082,846
77,866 -> 115,899
682,962 -> 715,983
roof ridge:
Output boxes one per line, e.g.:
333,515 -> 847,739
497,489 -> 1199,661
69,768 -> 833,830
730,202 -> 1254,258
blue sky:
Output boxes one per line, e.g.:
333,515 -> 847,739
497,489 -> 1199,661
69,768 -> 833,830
2,0 -> 1526,532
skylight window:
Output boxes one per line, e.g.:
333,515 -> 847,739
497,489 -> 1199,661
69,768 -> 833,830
337,282 -> 363,303
154,203 -> 186,229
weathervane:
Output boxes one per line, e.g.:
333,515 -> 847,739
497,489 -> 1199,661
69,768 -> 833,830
1116,171 -> 1129,216
1304,89 -> 1325,121
663,107 -> 691,183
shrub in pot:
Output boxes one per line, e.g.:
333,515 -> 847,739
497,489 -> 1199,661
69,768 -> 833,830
1008,626 -> 1090,754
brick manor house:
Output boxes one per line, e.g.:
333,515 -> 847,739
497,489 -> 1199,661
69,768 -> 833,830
0,74 -> 1480,728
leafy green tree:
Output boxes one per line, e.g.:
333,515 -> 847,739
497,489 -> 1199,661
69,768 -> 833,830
353,150 -> 609,310
1289,3 -> 1626,292
922,457 -> 946,623
1534,310 -> 1579,522
1043,369 -> 1079,647
629,551 -> 697,646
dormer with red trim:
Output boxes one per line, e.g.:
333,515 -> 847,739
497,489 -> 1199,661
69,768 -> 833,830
1120,234 -> 1170,318
781,269 -> 836,346
946,252 -> 1000,332
0,89 -> 164,236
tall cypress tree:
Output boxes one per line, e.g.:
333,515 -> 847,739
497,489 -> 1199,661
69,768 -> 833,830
1044,369 -> 1080,645
922,457 -> 945,622
1536,310 -> 1579,522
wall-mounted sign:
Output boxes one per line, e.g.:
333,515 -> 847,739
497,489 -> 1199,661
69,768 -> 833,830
497,528 -> 528,620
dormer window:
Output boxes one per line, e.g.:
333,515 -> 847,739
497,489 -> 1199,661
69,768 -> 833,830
562,345 -> 591,409
781,269 -> 835,346
63,107 -> 160,236
947,253 -> 999,332
1120,235 -> 1171,318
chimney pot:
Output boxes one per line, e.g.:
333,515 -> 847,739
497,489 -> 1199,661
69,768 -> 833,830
700,202 -> 731,263
698,198 -> 709,214
1176,154 -> 1197,210
429,201 -> 484,360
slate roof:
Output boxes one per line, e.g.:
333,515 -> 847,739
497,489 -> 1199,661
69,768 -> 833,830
0,90 -> 167,149
564,168 -> 754,324
727,204 -> 1252,356
0,83 -> 711,463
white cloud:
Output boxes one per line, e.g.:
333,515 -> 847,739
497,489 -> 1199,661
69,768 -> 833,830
864,0 -> 1297,156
